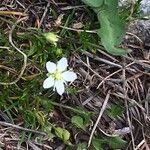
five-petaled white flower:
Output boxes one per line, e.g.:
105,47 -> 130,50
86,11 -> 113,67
43,57 -> 77,95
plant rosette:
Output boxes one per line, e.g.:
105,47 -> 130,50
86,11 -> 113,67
43,57 -> 77,95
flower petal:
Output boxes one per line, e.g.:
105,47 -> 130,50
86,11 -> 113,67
57,57 -> 68,71
62,71 -> 77,82
55,80 -> 65,95
46,61 -> 56,73
43,77 -> 54,89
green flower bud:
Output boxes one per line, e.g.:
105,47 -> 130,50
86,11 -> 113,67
44,32 -> 59,46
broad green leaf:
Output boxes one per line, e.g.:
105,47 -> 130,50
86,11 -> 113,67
97,4 -> 128,55
98,0 -> 125,45
104,0 -> 119,10
62,129 -> 70,142
82,0 -> 130,55
55,127 -> 70,142
82,0 -> 104,8
71,115 -> 84,129
70,106 -> 93,125
108,136 -> 127,149
92,138 -> 106,150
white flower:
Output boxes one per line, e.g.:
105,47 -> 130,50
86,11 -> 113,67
43,57 -> 77,95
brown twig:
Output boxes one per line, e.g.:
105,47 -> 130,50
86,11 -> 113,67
0,10 -> 28,16
0,17 -> 28,85
39,2 -> 50,28
122,58 -> 135,149
0,121 -> 46,136
88,90 -> 111,147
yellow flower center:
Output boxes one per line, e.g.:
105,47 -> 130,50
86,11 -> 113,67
48,70 -> 62,80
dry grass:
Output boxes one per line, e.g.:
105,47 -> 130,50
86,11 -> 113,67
0,0 -> 150,149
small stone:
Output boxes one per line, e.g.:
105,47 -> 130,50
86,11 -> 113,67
140,0 -> 150,15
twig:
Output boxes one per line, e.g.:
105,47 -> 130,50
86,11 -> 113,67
39,2 -> 50,27
122,58 -> 135,149
83,51 -> 122,68
16,0 -> 26,9
61,5 -> 85,10
0,17 -> 28,85
97,61 -> 136,89
0,65 -> 17,74
0,16 -> 27,30
75,55 -> 103,79
88,90 -> 111,147
0,10 -> 28,16
0,46 -> 10,50
27,141 -> 42,150
98,127 -> 118,137
135,139 -> 145,150
59,25 -> 97,33
126,32 -> 143,45
0,121 -> 46,136
33,142 -> 53,150
97,69 -> 121,89
124,56 -> 150,70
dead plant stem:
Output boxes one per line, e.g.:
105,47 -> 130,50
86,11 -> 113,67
0,17 -> 28,85
88,90 -> 111,147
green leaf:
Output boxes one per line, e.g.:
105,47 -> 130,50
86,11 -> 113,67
43,124 -> 55,139
62,129 -> 70,142
92,136 -> 127,149
71,116 -> 84,129
92,138 -> 106,150
55,127 -> 70,142
77,143 -> 87,150
82,0 -> 130,55
108,136 -> 127,149
98,12 -> 125,45
106,105 -> 124,118
55,127 -> 63,139
69,106 -> 93,125
81,0 -> 104,8
97,2 -> 128,55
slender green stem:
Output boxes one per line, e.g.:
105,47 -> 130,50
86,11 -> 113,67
49,101 -> 88,115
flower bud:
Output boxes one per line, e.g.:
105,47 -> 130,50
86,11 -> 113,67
44,32 -> 59,46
